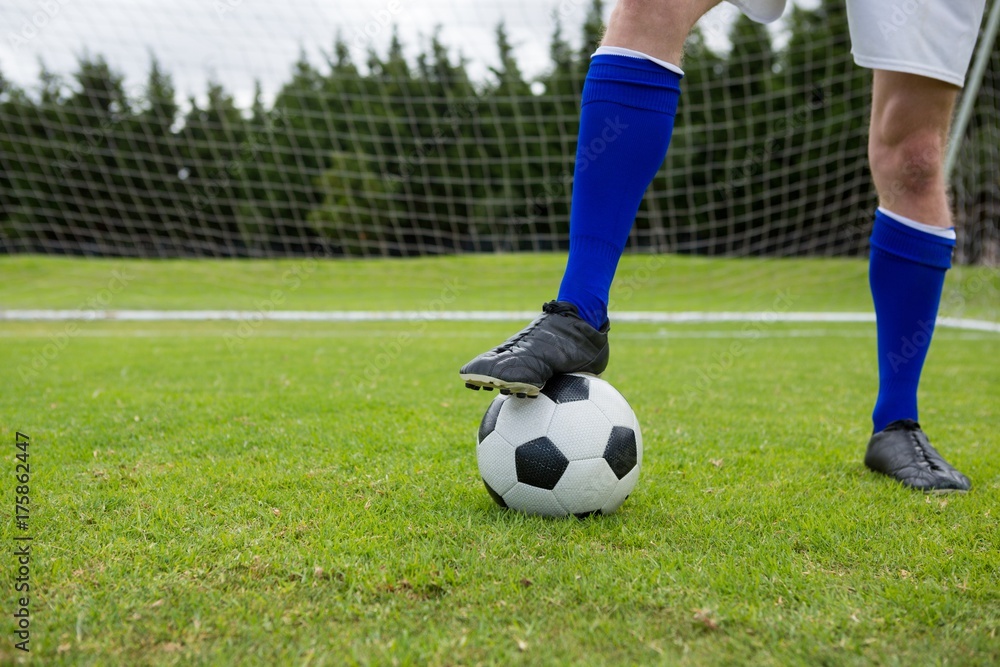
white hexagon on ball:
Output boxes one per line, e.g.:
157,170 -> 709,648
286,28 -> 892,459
493,393 -> 557,446
553,458 -> 618,515
587,377 -> 638,428
477,431 -> 518,497
546,400 -> 613,461
502,483 -> 567,517
601,464 -> 641,514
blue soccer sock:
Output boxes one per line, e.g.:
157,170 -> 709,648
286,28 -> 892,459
869,208 -> 956,433
557,51 -> 682,330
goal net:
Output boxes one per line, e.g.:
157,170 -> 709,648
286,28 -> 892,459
1,0 -> 997,261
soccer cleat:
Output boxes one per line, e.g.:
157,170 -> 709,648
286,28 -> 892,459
726,0 -> 787,24
864,419 -> 971,492
459,301 -> 610,396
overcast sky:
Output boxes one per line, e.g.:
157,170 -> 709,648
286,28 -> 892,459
1,0 -> 816,107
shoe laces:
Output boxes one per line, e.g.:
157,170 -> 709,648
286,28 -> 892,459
886,419 -> 941,471
910,432 -> 932,468
541,300 -> 578,316
882,419 -> 921,433
492,301 -> 573,353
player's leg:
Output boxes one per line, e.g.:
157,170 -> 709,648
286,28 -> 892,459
553,0 -> 718,337
460,0 -> 788,396
863,70 -> 970,490
846,0 -> 987,490
868,71 -> 957,226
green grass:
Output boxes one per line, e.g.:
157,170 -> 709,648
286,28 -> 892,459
1,255 -> 998,665
2,254 -> 998,318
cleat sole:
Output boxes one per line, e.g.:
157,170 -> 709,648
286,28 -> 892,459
459,373 -> 542,398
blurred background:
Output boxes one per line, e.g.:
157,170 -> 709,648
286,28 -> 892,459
1,0 -> 997,261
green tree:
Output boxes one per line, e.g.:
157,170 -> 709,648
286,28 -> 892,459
176,79 -> 252,254
0,62 -> 21,243
46,56 -> 132,253
579,0 -> 606,75
126,57 -> 185,253
779,0 -> 871,255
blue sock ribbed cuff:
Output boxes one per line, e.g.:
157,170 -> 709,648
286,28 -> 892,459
870,210 -> 955,270
583,55 -> 682,113
567,234 -> 625,261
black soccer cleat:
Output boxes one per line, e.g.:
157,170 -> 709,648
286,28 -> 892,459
459,300 -> 610,397
864,419 -> 971,492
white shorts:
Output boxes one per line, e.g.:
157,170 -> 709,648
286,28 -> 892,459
846,0 -> 987,87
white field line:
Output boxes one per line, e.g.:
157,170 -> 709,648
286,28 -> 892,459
2,329 -> 997,341
1,309 -> 998,333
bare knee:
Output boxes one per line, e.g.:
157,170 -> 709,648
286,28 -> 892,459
608,0 -> 721,46
867,71 -> 956,212
869,126 -> 946,203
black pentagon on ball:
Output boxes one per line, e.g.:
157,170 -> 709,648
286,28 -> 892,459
482,478 -> 508,508
540,374 -> 589,404
515,437 -> 569,490
603,426 -> 637,479
478,395 -> 507,443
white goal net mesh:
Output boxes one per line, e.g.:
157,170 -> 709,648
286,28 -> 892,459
1,0 -> 997,261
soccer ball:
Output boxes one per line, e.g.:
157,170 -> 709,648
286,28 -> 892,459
476,373 -> 642,517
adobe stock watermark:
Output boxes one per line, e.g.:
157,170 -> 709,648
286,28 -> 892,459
577,116 -> 630,173
698,4 -> 740,45
223,255 -> 326,350
385,60 -> 629,198
941,266 -> 1000,320
18,268 -> 135,383
179,108 -> 289,218
885,319 -> 936,373
347,1 -> 403,55
213,0 -> 250,18
553,0 -> 591,22
509,114 -> 631,231
841,144 -> 952,246
877,0 -> 927,38
509,169 -> 574,233
56,83 -> 150,174
840,208 -> 876,247
607,253 -> 669,312
681,288 -> 796,404
384,97 -> 481,190
6,0 -> 73,50
353,279 -> 464,390
862,266 -> 997,375
12,431 -> 33,653
716,95 -> 825,202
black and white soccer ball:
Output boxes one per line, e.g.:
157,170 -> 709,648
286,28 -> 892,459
477,373 -> 642,517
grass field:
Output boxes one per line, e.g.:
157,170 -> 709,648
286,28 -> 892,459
2,255 -> 998,665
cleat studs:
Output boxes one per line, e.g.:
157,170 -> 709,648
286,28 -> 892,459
483,386 -> 494,391
526,394 -> 538,399
499,389 -> 511,395
466,383 -> 480,390
515,392 -> 526,398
